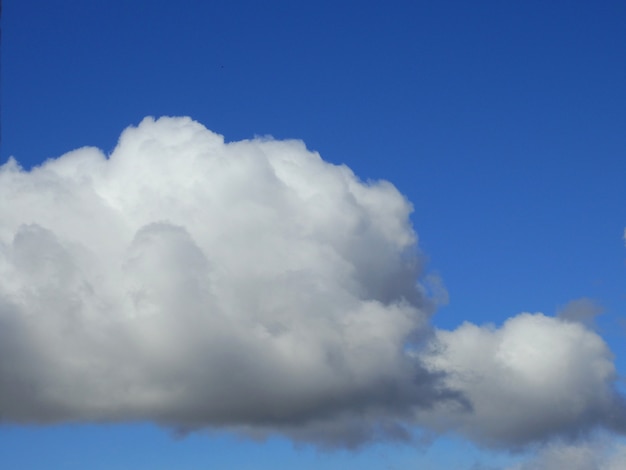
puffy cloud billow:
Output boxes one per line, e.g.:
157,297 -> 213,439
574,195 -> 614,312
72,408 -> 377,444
420,313 -> 626,449
0,116 -> 624,450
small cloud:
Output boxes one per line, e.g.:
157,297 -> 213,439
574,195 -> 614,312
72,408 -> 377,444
557,297 -> 603,328
418,313 -> 626,449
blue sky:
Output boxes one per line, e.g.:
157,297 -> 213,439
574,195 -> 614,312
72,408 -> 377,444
1,1 -> 626,468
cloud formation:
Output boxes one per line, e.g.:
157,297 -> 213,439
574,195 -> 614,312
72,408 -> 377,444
0,117 -> 454,446
556,297 -> 604,328
507,439 -> 626,470
0,116 -> 624,449
420,313 -> 625,448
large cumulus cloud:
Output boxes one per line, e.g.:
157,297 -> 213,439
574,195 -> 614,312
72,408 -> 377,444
0,116 -> 456,446
1,116 -> 624,450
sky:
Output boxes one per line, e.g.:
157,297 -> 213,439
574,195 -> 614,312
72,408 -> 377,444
1,1 -> 626,468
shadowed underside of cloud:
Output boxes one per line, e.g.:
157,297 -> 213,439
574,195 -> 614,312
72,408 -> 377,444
0,116 -> 624,450
506,438 -> 626,470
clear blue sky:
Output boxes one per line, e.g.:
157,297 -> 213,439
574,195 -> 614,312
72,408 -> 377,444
2,1 -> 626,468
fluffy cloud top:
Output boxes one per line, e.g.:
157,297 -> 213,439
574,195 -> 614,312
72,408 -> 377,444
0,116 -> 624,449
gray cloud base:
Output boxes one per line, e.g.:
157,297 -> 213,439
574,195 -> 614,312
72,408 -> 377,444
506,439 -> 626,470
0,117 -> 624,450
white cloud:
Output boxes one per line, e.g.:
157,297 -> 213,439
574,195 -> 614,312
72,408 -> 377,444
0,116 -> 452,446
0,116 -> 624,449
419,313 -> 624,448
